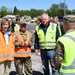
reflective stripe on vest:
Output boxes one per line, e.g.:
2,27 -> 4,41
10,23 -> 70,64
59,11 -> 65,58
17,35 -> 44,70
36,23 -> 56,49
15,52 -> 31,55
52,23 -> 55,30
57,22 -> 62,36
60,34 -> 75,74
63,34 -> 75,42
0,31 -> 15,62
0,54 -> 14,59
60,59 -> 75,74
60,72 -> 75,75
39,41 -> 56,49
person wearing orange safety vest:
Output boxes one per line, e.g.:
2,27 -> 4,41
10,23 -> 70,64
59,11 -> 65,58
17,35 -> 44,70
14,23 -> 33,75
0,18 -> 15,75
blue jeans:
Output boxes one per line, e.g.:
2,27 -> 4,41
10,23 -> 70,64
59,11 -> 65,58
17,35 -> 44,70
40,49 -> 58,75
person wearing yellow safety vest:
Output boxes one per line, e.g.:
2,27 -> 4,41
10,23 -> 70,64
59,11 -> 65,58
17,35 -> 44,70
34,16 -> 42,37
53,15 -> 75,75
0,18 -> 15,75
34,16 -> 42,55
14,23 -> 20,32
34,13 -> 62,75
14,23 -> 33,75
14,17 -> 20,32
53,16 -> 65,40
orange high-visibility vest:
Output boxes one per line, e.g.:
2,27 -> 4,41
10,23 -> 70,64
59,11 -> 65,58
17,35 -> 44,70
15,30 -> 32,57
0,31 -> 15,62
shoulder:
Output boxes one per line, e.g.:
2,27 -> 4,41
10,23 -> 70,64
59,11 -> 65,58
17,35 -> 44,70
0,31 -> 3,35
57,36 -> 64,42
50,22 -> 57,26
0,30 -> 2,33
57,34 -> 68,45
26,30 -> 32,36
26,30 -> 31,34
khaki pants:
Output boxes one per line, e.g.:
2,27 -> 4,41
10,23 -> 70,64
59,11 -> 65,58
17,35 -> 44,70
14,57 -> 32,75
0,61 -> 11,75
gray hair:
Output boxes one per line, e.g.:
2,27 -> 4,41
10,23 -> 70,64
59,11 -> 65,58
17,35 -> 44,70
41,13 -> 49,19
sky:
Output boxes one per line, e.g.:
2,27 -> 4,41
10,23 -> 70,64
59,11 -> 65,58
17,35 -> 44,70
0,0 -> 75,11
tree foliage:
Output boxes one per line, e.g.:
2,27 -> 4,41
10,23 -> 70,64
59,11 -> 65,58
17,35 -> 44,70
13,6 -> 18,15
49,4 -> 59,17
72,9 -> 75,14
0,6 -> 8,16
0,3 -> 75,18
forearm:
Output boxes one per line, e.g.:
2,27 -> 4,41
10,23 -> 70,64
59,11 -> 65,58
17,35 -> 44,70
53,41 -> 64,70
15,42 -> 24,48
34,31 -> 39,49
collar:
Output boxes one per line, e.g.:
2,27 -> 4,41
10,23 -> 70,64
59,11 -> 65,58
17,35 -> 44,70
3,31 -> 11,35
39,21 -> 50,28
20,30 -> 27,35
66,29 -> 75,33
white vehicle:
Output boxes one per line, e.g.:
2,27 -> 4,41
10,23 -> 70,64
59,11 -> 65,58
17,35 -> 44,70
2,15 -> 16,21
30,19 -> 35,23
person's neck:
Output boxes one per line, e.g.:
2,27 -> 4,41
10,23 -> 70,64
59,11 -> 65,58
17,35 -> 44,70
44,22 -> 49,26
3,30 -> 8,33
66,29 -> 75,33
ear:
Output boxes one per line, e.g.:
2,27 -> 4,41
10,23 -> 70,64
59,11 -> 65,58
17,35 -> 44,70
62,22 -> 67,32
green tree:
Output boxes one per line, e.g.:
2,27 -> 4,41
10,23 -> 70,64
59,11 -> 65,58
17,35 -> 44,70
49,4 -> 59,17
59,9 -> 64,16
0,6 -> 8,16
24,10 -> 30,16
19,10 -> 25,16
30,9 -> 38,18
72,9 -> 75,15
30,9 -> 44,18
13,6 -> 18,15
45,9 -> 51,17
66,10 -> 71,15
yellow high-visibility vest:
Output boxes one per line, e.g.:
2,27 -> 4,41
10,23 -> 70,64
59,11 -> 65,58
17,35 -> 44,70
57,31 -> 75,75
36,23 -> 57,49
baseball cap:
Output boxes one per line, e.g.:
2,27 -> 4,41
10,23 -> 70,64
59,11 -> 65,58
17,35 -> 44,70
20,23 -> 26,27
63,15 -> 75,23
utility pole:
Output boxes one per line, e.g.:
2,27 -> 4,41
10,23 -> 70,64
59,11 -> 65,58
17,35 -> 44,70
64,0 -> 66,16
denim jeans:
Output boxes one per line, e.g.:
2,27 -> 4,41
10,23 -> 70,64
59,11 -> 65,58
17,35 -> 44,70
40,49 -> 58,75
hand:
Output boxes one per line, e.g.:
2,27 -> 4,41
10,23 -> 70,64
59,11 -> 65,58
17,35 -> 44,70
24,41 -> 29,46
35,49 -> 39,55
53,58 -> 60,70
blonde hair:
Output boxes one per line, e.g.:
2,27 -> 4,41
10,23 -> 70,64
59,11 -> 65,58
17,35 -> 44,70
1,18 -> 10,29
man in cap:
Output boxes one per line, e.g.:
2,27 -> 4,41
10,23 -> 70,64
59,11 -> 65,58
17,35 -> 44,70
14,23 -> 33,75
53,15 -> 75,75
